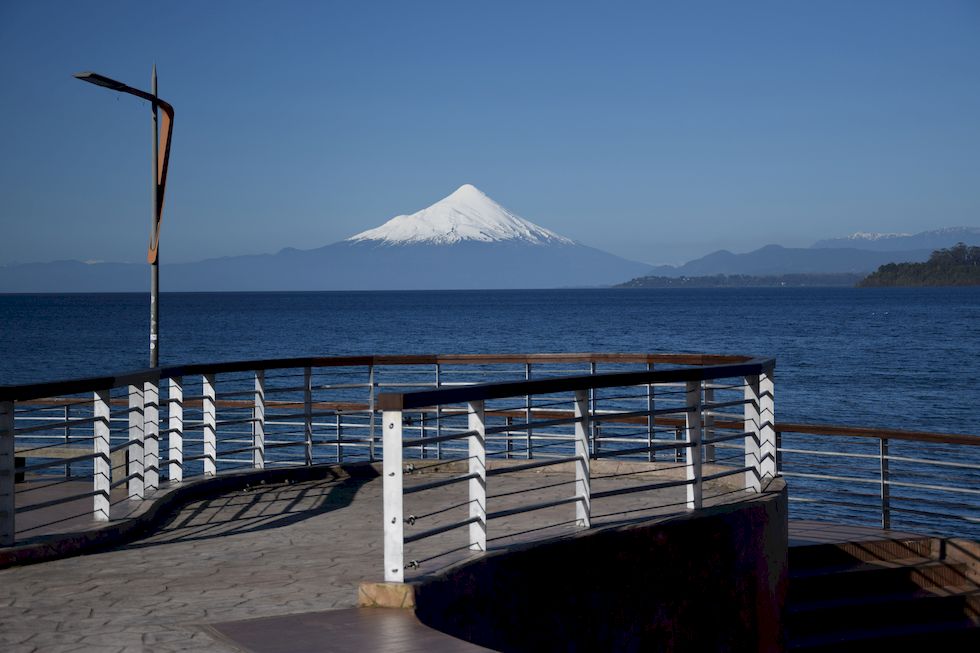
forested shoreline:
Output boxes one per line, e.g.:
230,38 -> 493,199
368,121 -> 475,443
859,243 -> 980,287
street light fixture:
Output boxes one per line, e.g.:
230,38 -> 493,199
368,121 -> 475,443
74,67 -> 174,368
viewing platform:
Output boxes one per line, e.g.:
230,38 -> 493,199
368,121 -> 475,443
1,353 -> 977,651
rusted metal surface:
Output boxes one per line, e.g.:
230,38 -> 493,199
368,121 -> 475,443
148,94 -> 173,264
776,421 -> 979,446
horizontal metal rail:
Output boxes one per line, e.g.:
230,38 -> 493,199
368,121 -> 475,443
14,490 -> 104,514
404,516 -> 482,544
377,359 -> 772,411
777,422 -> 979,447
486,456 -> 579,476
783,471 -> 980,496
593,440 -> 693,459
592,476 -> 695,500
402,429 -> 476,449
486,495 -> 583,521
403,473 -> 480,495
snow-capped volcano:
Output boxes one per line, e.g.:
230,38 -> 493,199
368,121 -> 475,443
0,184 -> 655,291
347,184 -> 575,246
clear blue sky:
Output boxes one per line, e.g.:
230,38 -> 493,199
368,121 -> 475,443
1,1 -> 978,266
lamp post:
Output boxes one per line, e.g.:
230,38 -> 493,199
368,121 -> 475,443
74,67 -> 174,368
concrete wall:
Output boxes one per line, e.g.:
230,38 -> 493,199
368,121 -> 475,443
412,479 -> 788,652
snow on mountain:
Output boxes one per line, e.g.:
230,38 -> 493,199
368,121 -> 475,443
0,183 -> 655,291
347,184 -> 576,246
842,231 -> 912,241
812,227 -> 980,251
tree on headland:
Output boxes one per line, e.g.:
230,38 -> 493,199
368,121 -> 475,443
859,243 -> 980,287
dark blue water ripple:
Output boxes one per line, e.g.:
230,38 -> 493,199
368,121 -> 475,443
3,287 -> 978,434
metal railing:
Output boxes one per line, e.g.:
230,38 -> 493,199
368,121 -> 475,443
0,354 -> 770,548
1,352 -> 977,552
376,358 -> 776,582
776,422 -> 980,539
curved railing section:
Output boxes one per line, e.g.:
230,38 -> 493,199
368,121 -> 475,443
376,356 -> 776,581
0,353 -> 770,550
1,352 -> 976,553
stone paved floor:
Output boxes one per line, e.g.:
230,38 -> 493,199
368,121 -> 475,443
0,464 -> 747,652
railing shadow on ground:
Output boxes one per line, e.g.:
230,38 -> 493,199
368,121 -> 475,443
119,468 -> 377,550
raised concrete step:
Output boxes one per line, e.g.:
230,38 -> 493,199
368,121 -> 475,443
788,536 -> 937,570
208,607 -> 493,652
789,618 -> 980,652
790,559 -> 974,601
789,590 -> 980,641
787,537 -> 980,651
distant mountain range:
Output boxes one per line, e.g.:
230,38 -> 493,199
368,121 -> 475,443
811,227 -> 980,251
0,185 -> 650,292
2,189 -> 978,292
617,273 -> 864,289
635,228 -> 980,280
641,244 -> 932,278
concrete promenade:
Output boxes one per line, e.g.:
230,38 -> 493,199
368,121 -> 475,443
0,464 -> 898,652
2,462 -> 737,652
2,472 -> 383,651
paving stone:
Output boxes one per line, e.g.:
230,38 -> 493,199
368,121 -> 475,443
2,645 -> 38,653
0,469 -> 739,651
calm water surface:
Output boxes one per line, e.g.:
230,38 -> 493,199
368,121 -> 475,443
2,288 -> 977,432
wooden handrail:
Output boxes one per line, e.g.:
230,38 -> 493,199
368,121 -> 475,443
0,352 -> 758,403
378,359 -> 774,411
775,422 -> 979,447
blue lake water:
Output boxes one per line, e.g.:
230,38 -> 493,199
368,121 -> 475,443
2,287 -> 978,432
2,287 -> 978,536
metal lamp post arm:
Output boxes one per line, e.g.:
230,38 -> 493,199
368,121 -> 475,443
149,97 -> 173,264
73,71 -> 174,264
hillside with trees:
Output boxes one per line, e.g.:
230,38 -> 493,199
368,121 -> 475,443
859,243 -> 980,287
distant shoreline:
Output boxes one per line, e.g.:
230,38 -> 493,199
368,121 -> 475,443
615,273 -> 864,289
859,244 -> 980,287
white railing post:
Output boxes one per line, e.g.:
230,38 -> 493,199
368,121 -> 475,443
169,377 -> 183,482
589,362 -> 598,457
203,374 -> 217,476
880,437 -> 891,530
685,381 -> 703,510
382,408 -> 404,582
144,380 -> 159,492
336,412 -> 344,462
368,365 -> 376,462
759,369 -> 776,483
703,381 -> 716,464
744,374 -> 762,492
468,400 -> 487,551
127,384 -> 145,500
574,390 -> 591,527
304,366 -> 313,465
253,371 -> 265,469
647,362 -> 655,462
434,364 -> 442,460
64,403 -> 71,477
93,390 -> 111,521
0,401 -> 15,546
525,363 -> 533,460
